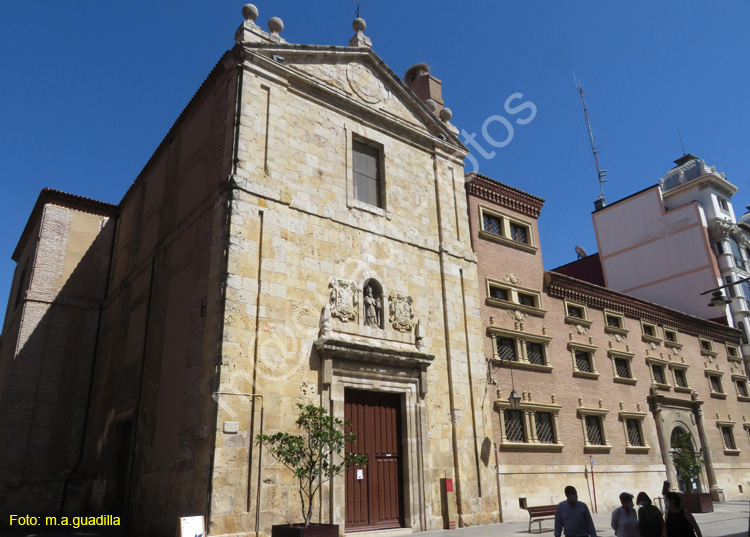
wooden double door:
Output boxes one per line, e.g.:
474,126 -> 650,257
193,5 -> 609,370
344,389 -> 405,531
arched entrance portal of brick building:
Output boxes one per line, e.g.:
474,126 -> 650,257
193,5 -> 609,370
344,389 -> 405,531
671,427 -> 702,493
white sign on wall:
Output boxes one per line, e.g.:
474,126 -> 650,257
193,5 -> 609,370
178,516 -> 205,537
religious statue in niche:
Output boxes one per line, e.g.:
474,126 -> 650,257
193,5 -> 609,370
389,292 -> 415,332
329,278 -> 358,322
363,284 -> 383,328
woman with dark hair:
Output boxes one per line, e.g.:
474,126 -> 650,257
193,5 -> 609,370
664,492 -> 702,537
636,491 -> 664,537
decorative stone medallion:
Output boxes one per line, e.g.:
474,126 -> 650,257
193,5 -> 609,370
504,273 -> 524,286
346,62 -> 388,104
329,278 -> 358,322
389,292 -> 414,332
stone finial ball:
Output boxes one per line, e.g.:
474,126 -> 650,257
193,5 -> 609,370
425,99 -> 438,112
439,107 -> 453,122
268,17 -> 284,34
353,17 -> 366,32
242,4 -> 259,21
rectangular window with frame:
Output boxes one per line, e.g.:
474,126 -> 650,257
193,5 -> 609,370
496,337 -> 517,361
567,304 -> 584,319
709,374 -> 724,394
526,341 -> 545,365
626,419 -> 645,447
664,328 -> 679,344
606,314 -> 622,329
615,357 -> 631,379
352,140 -> 381,207
701,339 -> 714,352
719,198 -> 730,212
509,223 -> 529,244
738,380 -> 749,398
642,323 -> 656,337
727,345 -> 741,361
483,213 -> 502,235
725,276 -> 736,298
535,412 -> 555,444
674,368 -> 688,388
585,415 -> 605,445
504,409 -> 525,442
517,292 -> 537,308
575,350 -> 593,373
652,364 -> 666,385
489,285 -> 508,301
722,426 -> 737,450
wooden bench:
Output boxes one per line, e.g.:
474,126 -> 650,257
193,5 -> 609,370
524,504 -> 557,533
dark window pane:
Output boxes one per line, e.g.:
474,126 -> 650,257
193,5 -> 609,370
674,369 -> 688,388
575,351 -> 592,373
510,223 -> 528,244
722,426 -> 737,450
585,415 -> 604,445
701,340 -> 712,351
652,365 -> 665,384
738,381 -> 748,397
626,419 -> 644,446
606,315 -> 621,328
643,324 -> 655,336
710,375 -> 723,393
567,305 -> 584,318
496,337 -> 516,361
518,293 -> 536,307
526,342 -> 544,365
353,141 -> 381,207
504,409 -> 525,442
665,330 -> 676,342
535,412 -> 555,444
615,358 -> 630,378
483,214 -> 502,235
489,286 -> 508,301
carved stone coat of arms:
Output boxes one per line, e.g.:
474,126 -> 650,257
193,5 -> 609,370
389,293 -> 414,332
329,278 -> 358,322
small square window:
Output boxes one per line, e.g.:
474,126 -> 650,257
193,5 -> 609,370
535,412 -> 556,444
701,340 -> 712,352
352,140 -> 382,207
722,426 -> 737,450
526,342 -> 545,365
727,345 -> 741,361
585,415 -> 605,445
652,365 -> 666,385
575,351 -> 593,373
489,286 -> 508,301
496,337 -> 516,361
567,305 -> 584,319
626,419 -> 644,447
615,358 -> 631,379
606,315 -> 622,329
719,198 -> 730,212
664,330 -> 677,343
674,369 -> 688,388
504,409 -> 525,442
483,214 -> 502,235
517,293 -> 536,308
643,324 -> 655,337
738,380 -> 748,398
509,223 -> 529,244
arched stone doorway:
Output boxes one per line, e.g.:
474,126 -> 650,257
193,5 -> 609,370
670,427 -> 702,493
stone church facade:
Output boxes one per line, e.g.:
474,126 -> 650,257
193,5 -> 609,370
0,7 -> 497,536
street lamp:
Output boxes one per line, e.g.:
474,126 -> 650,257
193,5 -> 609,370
699,276 -> 750,307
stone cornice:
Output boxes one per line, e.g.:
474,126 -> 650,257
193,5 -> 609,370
545,272 -> 741,344
465,173 -> 545,219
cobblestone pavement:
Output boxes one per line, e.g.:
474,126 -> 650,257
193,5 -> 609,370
1,500 -> 748,537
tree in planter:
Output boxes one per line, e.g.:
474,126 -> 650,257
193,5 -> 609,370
257,404 -> 368,527
671,429 -> 704,493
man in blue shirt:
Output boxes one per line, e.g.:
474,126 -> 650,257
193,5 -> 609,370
554,486 -> 598,537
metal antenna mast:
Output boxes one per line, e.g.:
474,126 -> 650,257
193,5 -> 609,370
574,74 -> 607,207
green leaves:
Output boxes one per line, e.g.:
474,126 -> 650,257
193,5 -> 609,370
671,430 -> 704,492
256,404 -> 368,526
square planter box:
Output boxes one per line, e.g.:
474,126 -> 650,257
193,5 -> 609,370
678,492 -> 713,513
272,524 -> 339,537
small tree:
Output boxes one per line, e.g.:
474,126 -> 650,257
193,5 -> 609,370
672,430 -> 704,492
257,404 -> 368,527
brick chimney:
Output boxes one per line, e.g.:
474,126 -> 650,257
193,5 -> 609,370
404,63 -> 444,111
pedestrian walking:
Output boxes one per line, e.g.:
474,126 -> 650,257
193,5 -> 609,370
554,485 -> 598,537
636,491 -> 664,537
611,492 -> 639,537
664,491 -> 702,537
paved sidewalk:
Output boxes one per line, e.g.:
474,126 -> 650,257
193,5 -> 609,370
418,500 -> 749,537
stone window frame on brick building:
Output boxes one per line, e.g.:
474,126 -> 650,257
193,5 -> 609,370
489,326 -> 553,372
669,363 -> 692,394
495,397 -> 564,451
346,131 -> 391,218
486,278 -> 545,317
743,423 -> 750,447
663,327 -> 682,349
477,205 -> 538,254
603,309 -> 628,337
732,374 -> 750,402
608,349 -> 637,385
705,370 -> 727,399
619,411 -> 650,454
577,404 -> 611,453
569,341 -> 599,379
726,344 -> 742,363
646,356 -> 671,391
699,337 -> 718,358
564,299 -> 592,328
640,320 -> 662,345
717,420 -> 740,455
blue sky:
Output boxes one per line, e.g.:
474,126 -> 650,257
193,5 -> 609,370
2,1 -> 749,312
